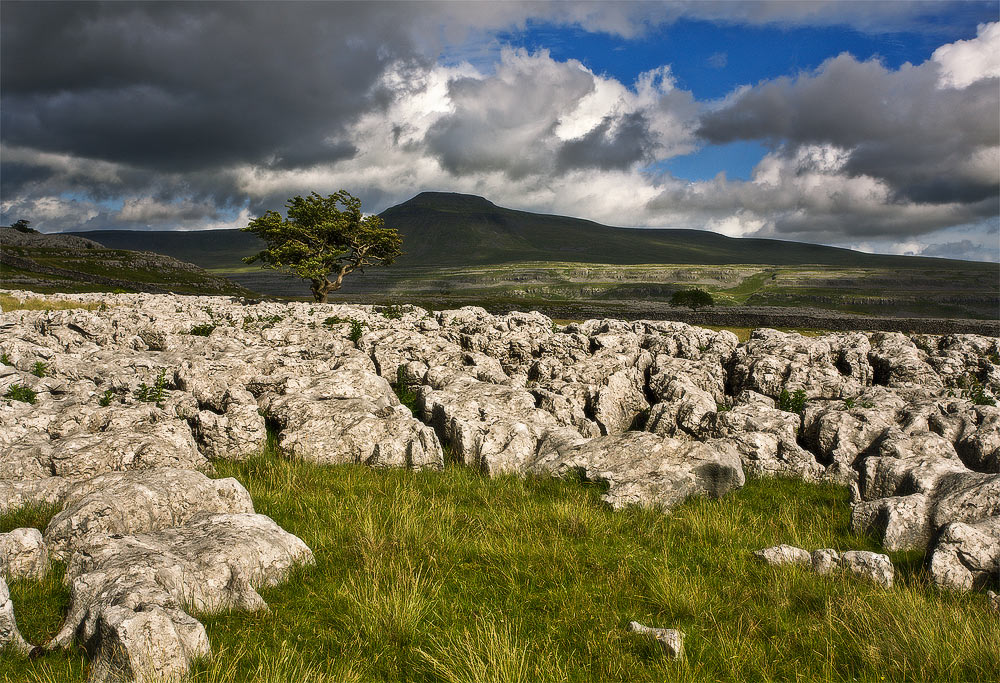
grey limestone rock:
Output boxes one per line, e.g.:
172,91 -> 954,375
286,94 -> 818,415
839,550 -> 894,587
754,544 -> 812,566
928,515 -> 1000,591
811,548 -> 840,575
0,527 -> 49,579
628,621 -> 684,658
43,469 -> 255,561
47,513 -> 314,681
531,431 -> 744,511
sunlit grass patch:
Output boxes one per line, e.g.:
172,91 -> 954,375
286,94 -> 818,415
0,293 -> 102,312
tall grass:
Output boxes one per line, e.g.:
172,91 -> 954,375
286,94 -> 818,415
3,454 -> 998,682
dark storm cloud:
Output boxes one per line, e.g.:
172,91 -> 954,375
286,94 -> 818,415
556,112 -> 653,171
1,1 -> 421,172
697,54 -> 1000,205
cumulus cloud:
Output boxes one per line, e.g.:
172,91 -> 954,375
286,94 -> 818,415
932,20 -> 1000,87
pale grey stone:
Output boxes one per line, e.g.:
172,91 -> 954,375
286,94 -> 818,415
839,550 -> 894,588
627,621 -> 684,658
754,544 -> 812,566
0,528 -> 48,579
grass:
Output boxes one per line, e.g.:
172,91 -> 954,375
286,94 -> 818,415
3,454 -> 997,682
0,293 -> 101,312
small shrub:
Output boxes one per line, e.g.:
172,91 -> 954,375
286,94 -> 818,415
323,315 -> 350,327
958,374 -> 997,407
988,352 -> 1000,365
843,397 -> 856,409
189,323 -> 216,336
31,361 -> 48,378
778,388 -> 807,415
5,383 -> 37,404
349,319 -> 365,344
669,288 -> 714,311
0,352 -> 11,365
377,304 -> 409,320
98,389 -> 115,407
134,369 -> 168,405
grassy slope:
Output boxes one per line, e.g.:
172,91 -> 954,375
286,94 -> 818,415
4,453 -> 997,682
1,244 -> 253,297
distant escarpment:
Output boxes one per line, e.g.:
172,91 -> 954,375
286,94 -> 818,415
0,225 -> 253,297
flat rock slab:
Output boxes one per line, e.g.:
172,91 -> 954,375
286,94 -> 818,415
43,468 -> 255,561
531,432 -> 745,511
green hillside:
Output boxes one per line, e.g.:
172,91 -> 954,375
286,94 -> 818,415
70,192 -> 993,271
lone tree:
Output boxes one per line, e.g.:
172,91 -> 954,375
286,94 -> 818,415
670,288 -> 714,311
242,191 -> 402,303
11,219 -> 33,233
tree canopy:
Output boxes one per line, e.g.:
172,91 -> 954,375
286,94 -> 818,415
242,191 -> 402,302
669,288 -> 714,311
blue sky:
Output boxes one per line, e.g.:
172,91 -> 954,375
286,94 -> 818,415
2,1 -> 998,261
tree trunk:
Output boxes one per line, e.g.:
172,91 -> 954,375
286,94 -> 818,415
310,278 -> 341,303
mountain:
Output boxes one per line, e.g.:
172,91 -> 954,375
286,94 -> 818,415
70,192 -> 991,271
379,192 -> 984,269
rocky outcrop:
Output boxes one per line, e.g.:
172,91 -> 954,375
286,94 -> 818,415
1,290 -> 998,680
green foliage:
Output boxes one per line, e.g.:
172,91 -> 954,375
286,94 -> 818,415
987,352 -> 1000,365
242,190 -> 403,302
12,218 -> 34,233
843,397 -> 856,409
323,316 -> 366,343
134,369 -> 168,405
958,374 -> 997,406
4,383 -> 37,404
349,319 -> 365,344
377,304 -> 410,320
0,352 -> 11,365
189,323 -> 216,336
31,361 -> 48,378
778,388 -> 808,415
98,388 -> 115,407
669,288 -> 715,311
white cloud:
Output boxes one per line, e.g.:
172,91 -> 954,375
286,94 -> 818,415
932,21 -> 1000,88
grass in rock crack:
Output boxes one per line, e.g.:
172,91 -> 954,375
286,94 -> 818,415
1,504 -> 87,682
3,457 -> 998,683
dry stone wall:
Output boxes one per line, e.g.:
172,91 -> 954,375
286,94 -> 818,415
1,290 -> 998,681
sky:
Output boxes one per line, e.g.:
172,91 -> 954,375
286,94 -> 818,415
2,0 -> 999,262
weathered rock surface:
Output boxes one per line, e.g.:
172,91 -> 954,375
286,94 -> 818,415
47,513 -> 314,682
530,432 -> 745,510
0,527 -> 48,579
755,545 -> 894,587
43,469 -> 255,561
928,515 -> 1000,591
754,544 -> 812,566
